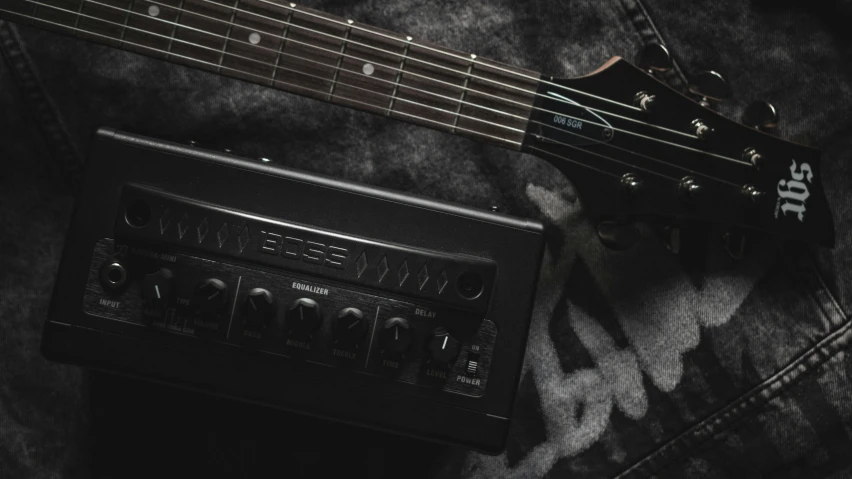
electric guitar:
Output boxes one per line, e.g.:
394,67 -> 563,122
0,0 -> 835,248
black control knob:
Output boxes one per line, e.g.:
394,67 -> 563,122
286,298 -> 321,339
242,288 -> 275,328
333,307 -> 366,349
194,278 -> 229,314
142,267 -> 174,308
379,317 -> 415,359
427,327 -> 461,369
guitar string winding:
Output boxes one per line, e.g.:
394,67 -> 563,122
32,0 -> 754,170
74,0 -> 746,185
1,2 -> 744,187
152,0 -> 755,168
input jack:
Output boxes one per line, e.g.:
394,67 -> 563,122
100,260 -> 128,290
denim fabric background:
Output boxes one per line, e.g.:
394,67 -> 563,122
1,0 -> 851,478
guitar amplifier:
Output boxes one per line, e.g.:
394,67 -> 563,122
42,128 -> 545,454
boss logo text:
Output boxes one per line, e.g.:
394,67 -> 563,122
258,231 -> 349,269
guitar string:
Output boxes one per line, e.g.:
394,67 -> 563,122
43,0 -> 752,184
253,0 -> 641,114
148,0 -> 665,134
7,2 -> 748,187
2,6 -> 523,147
140,0 -> 754,167
1,6 -> 707,188
20,2 -> 530,137
78,0 -> 753,169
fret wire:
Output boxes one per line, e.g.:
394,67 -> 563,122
144,0 -> 698,142
73,0 -> 85,29
248,0 -> 641,114
218,0 -> 239,73
452,58 -> 474,133
55,0 -> 750,168
139,0 -> 544,122
328,22 -> 352,101
6,2 -> 525,144
119,0 -> 132,42
132,0 -> 740,167
270,8 -> 294,87
0,7 -> 750,188
12,0 -> 751,170
166,0 -> 186,59
75,0 -> 532,125
386,39 -> 409,116
250,0 -> 640,111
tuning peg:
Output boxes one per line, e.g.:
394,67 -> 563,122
742,101 -> 779,130
597,220 -> 641,250
688,71 -> 732,108
634,43 -> 672,74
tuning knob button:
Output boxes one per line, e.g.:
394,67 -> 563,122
194,278 -> 229,313
333,307 -> 366,349
742,101 -> 779,130
690,119 -> 714,140
634,43 -> 672,74
426,327 -> 461,369
679,176 -> 702,201
620,173 -> 642,196
633,91 -> 657,113
286,298 -> 322,339
741,184 -> 764,204
242,288 -> 275,328
743,148 -> 764,170
142,267 -> 174,308
688,70 -> 732,108
379,317 -> 415,359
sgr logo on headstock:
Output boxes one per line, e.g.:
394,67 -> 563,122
775,159 -> 814,222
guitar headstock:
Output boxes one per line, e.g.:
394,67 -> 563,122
524,56 -> 835,248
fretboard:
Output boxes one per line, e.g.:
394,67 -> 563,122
0,0 -> 539,149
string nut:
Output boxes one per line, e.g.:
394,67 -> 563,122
620,173 -> 643,196
633,91 -> 657,114
690,119 -> 714,140
741,184 -> 764,204
743,148 -> 763,170
679,176 -> 702,200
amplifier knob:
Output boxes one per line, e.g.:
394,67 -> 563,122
142,267 -> 174,308
333,307 -> 366,349
379,317 -> 415,359
427,327 -> 461,369
242,288 -> 275,328
194,278 -> 229,313
286,298 -> 322,339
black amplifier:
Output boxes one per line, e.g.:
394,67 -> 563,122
42,128 -> 545,454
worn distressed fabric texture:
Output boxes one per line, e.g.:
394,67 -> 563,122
1,0 -> 851,478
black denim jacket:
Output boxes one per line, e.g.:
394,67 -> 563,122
1,0 -> 850,478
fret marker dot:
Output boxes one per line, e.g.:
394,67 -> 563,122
362,63 -> 375,76
248,32 -> 261,45
147,5 -> 160,17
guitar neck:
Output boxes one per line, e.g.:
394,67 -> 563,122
1,0 -> 540,150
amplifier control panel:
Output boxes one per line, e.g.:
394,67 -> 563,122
86,239 -> 495,396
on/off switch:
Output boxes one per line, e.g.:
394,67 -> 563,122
465,352 -> 481,377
